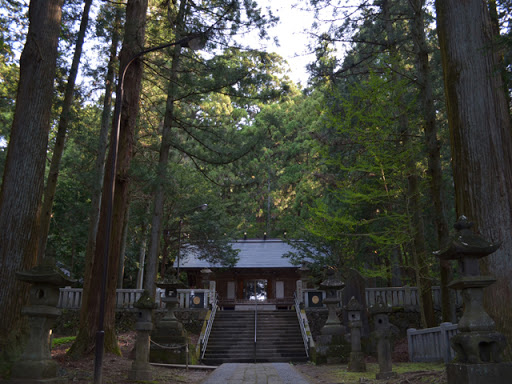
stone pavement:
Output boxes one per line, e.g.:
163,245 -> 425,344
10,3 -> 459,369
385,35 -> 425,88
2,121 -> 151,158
199,363 -> 313,384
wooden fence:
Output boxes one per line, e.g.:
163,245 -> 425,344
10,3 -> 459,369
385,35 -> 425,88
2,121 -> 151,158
58,285 -> 461,311
58,288 -> 147,310
365,286 -> 462,309
407,322 -> 459,362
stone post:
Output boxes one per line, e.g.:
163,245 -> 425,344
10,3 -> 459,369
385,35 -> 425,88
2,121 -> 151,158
434,216 -> 512,384
346,296 -> 366,372
8,262 -> 75,384
370,295 -> 398,380
128,291 -> 157,381
209,280 -> 216,306
297,263 -> 310,304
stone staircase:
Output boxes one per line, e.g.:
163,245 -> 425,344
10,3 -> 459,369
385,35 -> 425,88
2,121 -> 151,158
202,310 -> 308,365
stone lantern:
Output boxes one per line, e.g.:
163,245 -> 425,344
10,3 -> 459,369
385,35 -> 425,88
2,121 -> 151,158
150,275 -> 188,364
10,261 -> 75,383
315,268 -> 348,364
435,216 -> 512,383
370,295 -> 397,380
319,268 -> 345,336
200,268 -> 212,290
346,296 -> 366,372
128,290 -> 157,381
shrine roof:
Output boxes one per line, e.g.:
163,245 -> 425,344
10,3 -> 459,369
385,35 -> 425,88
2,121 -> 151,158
175,239 -> 301,269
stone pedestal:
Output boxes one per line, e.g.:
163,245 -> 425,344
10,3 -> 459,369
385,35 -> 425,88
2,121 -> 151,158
370,296 -> 398,381
346,297 -> 366,372
446,363 -> 512,384
7,263 -> 75,384
435,217 -> 511,384
150,280 -> 188,364
128,291 -> 157,381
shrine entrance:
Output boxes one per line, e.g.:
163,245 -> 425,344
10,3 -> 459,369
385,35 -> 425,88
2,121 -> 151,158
244,279 -> 268,301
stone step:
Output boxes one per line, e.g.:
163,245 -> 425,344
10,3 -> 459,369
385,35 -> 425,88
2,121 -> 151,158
202,356 -> 309,365
203,310 -> 308,363
205,346 -> 306,352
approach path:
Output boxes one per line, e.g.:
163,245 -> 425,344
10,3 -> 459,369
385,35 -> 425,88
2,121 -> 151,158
199,362 -> 313,384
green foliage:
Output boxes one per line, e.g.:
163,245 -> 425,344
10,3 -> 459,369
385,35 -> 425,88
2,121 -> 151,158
0,0 -> 25,177
51,336 -> 76,348
46,103 -> 103,278
295,68 -> 423,281
328,362 -> 445,383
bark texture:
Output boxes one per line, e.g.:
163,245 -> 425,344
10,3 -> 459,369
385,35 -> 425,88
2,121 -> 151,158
79,3 -> 122,337
0,0 -> 63,360
37,0 -> 93,263
382,0 -> 434,327
145,0 -> 189,299
69,0 -> 148,357
436,0 -> 512,355
410,0 -> 452,322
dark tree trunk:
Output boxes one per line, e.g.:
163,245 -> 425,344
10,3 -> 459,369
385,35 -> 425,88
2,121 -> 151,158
436,0 -> 512,355
69,0 -> 148,357
77,3 -> 122,351
37,0 -> 93,263
0,0 -> 63,360
410,0 -> 452,323
145,0 -> 188,298
117,208 -> 130,289
382,0 -> 434,327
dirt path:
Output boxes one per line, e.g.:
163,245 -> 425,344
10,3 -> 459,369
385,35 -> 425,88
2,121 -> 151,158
52,331 -> 211,384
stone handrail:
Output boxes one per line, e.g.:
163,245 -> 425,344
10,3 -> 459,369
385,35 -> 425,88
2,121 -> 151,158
200,293 -> 218,361
294,292 -> 309,357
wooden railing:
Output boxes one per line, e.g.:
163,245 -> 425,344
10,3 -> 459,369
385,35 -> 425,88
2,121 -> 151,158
58,288 -> 147,310
58,285 -> 462,311
177,289 -> 213,309
365,286 -> 463,309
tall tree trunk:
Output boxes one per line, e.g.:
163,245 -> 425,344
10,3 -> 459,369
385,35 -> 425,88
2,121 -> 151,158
117,208 -> 130,289
69,0 -> 148,357
382,0 -> 434,327
410,0 -> 452,322
37,0 -> 93,264
0,0 -> 63,361
436,0 -> 512,355
136,205 -> 150,289
137,227 -> 148,290
145,0 -> 189,298
77,2 -> 122,357
407,169 -> 435,328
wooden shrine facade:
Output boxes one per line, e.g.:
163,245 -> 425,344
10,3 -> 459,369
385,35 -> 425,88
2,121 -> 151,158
176,239 -> 301,310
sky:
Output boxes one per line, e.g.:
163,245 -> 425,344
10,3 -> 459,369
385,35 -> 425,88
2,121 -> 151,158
244,0 -> 353,86
249,0 -> 318,85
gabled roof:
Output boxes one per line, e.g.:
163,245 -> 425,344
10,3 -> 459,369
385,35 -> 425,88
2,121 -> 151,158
176,239 -> 299,269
